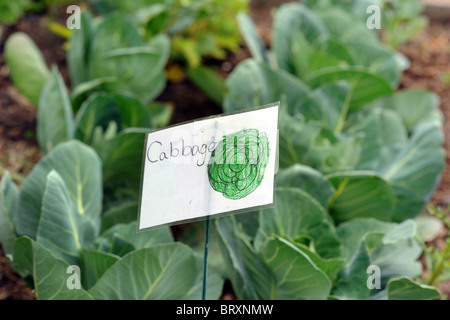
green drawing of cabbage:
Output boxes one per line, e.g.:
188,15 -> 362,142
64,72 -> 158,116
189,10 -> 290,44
207,129 -> 270,200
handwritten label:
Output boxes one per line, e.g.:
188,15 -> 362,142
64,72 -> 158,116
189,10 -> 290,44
138,103 -> 279,230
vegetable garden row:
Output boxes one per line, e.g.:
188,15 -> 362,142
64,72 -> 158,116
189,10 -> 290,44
0,0 -> 449,300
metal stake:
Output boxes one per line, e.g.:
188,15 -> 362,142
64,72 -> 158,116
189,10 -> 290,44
202,215 -> 211,300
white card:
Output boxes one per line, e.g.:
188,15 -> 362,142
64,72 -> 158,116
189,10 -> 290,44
138,102 -> 279,230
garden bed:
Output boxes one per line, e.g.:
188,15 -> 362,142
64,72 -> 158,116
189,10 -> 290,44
0,0 -> 449,300
399,20 -> 450,297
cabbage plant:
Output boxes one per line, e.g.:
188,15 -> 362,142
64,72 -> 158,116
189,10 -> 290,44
0,141 -> 224,300
227,3 -> 445,223
213,2 -> 445,300
5,12 -> 172,215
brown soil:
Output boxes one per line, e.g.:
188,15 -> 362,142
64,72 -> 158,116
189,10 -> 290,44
0,1 -> 449,300
0,246 -> 34,300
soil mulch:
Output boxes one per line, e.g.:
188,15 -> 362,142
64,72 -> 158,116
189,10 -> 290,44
0,245 -> 34,300
0,1 -> 449,300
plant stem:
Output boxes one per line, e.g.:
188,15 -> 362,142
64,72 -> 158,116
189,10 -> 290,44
327,178 -> 349,210
428,244 -> 450,286
202,215 -> 211,300
334,87 -> 353,135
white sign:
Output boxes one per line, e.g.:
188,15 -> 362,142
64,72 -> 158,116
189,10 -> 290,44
138,103 -> 279,230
